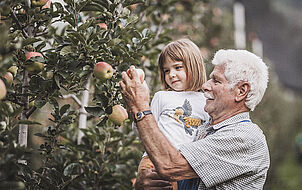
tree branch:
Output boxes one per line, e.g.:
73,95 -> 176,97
62,94 -> 82,107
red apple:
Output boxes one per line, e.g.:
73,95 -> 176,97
108,105 -> 128,125
0,79 -> 7,100
3,72 -> 13,84
127,68 -> 145,83
31,0 -> 49,7
98,23 -> 107,30
42,0 -> 51,9
93,62 -> 114,82
25,52 -> 45,74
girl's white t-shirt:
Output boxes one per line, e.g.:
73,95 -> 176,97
133,91 -> 210,156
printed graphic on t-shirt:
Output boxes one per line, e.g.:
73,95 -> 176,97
173,99 -> 204,135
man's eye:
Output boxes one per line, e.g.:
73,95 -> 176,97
213,79 -> 220,83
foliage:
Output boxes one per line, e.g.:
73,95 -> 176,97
4,0 -> 300,190
0,0 -> 228,189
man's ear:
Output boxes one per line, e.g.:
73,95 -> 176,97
235,81 -> 250,102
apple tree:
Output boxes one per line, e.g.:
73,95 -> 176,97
0,0 -> 230,189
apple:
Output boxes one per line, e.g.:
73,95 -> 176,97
31,0 -> 49,7
7,66 -> 18,76
25,52 -> 45,74
3,72 -> 13,84
108,105 -> 128,125
42,0 -> 51,9
93,62 -> 114,82
0,79 -> 7,100
126,68 -> 145,83
98,23 -> 108,30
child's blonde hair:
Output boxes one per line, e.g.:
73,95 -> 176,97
158,38 -> 207,91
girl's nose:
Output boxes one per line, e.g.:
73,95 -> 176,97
169,70 -> 176,78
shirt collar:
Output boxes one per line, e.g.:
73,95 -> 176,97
211,112 -> 250,131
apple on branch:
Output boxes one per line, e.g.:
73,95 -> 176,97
7,66 -> 18,77
93,62 -> 114,82
108,105 -> 128,125
3,72 -> 13,84
0,79 -> 7,100
31,0 -> 49,7
98,23 -> 108,30
25,52 -> 45,74
42,0 -> 51,9
126,67 -> 145,83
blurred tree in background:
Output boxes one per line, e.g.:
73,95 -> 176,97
0,0 -> 301,189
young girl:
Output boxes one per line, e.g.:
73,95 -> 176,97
133,38 -> 209,189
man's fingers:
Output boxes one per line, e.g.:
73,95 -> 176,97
121,71 -> 131,86
129,65 -> 141,83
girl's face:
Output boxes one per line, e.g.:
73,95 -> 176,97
163,60 -> 189,91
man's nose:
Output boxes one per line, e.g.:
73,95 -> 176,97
202,80 -> 210,92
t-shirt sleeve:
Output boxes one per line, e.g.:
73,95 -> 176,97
150,92 -> 161,122
179,129 -> 265,188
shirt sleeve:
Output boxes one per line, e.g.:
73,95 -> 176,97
179,128 -> 266,188
150,92 -> 161,123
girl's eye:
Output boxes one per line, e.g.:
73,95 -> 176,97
164,70 -> 169,74
175,66 -> 183,70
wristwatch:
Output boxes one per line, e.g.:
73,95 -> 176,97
135,110 -> 152,122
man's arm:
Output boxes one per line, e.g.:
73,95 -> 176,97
120,66 -> 198,181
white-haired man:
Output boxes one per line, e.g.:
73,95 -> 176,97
120,49 -> 270,189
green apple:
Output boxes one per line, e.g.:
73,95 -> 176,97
7,66 -> 18,76
127,68 -> 145,83
25,52 -> 45,74
108,105 -> 128,125
3,72 -> 13,84
31,0 -> 49,7
0,79 -> 7,100
93,62 -> 114,81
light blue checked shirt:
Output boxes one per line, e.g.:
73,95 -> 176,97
179,112 -> 270,190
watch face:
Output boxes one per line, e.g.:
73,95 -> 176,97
136,112 -> 143,120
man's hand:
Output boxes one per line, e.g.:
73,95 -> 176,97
135,169 -> 173,190
120,65 -> 150,115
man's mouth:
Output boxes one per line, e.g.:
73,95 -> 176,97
204,92 -> 214,100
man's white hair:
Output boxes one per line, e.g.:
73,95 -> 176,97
212,49 -> 269,111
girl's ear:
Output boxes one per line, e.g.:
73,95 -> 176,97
235,81 -> 250,102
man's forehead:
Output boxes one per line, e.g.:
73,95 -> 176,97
210,64 -> 225,77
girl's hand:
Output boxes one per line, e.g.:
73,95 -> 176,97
135,169 -> 173,190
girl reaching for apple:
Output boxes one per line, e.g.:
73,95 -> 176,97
129,39 -> 210,190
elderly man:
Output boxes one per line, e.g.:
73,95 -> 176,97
120,49 -> 270,189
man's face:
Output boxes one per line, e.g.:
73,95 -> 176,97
202,64 -> 236,122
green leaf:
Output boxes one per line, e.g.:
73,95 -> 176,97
60,46 -> 73,56
34,133 -> 47,138
85,106 -> 104,117
63,15 -> 76,28
35,99 -> 47,108
63,163 -> 80,176
77,19 -> 94,31
17,120 -> 42,125
22,38 -> 42,46
69,32 -> 86,44
60,104 -> 70,116
81,3 -> 105,12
